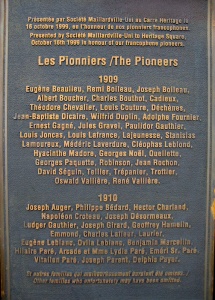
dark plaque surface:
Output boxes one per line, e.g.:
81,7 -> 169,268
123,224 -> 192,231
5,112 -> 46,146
1,0 -> 214,299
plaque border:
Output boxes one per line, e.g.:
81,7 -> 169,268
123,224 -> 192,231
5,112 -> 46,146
4,0 -> 10,297
0,0 -> 6,299
209,0 -> 215,297
1,1 -> 215,299
204,1 -> 214,297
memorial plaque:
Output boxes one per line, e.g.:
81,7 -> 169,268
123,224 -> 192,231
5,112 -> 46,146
1,0 -> 214,299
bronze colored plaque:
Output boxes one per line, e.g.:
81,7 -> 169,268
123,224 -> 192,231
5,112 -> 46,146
1,0 -> 214,299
